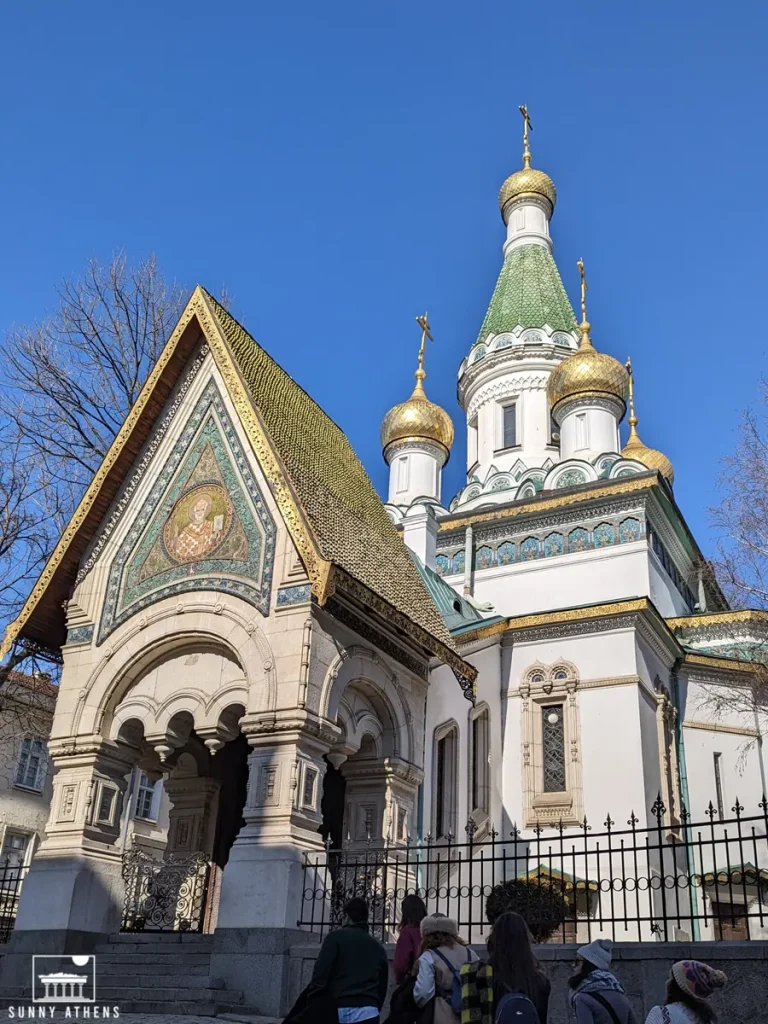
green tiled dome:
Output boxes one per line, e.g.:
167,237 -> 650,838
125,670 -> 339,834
474,244 -> 577,347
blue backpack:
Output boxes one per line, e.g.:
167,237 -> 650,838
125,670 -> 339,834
432,947 -> 472,1014
495,991 -> 540,1024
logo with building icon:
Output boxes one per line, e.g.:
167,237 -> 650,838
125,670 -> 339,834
32,956 -> 96,1004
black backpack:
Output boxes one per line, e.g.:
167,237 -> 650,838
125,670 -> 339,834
495,991 -> 539,1024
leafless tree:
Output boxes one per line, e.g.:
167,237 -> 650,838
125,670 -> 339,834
1,253 -> 186,510
710,391 -> 768,609
706,390 -> 768,727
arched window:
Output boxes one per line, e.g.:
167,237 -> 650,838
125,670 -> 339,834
433,722 -> 458,839
470,706 -> 490,819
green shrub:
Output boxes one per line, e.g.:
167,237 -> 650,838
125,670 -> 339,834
485,878 -> 569,942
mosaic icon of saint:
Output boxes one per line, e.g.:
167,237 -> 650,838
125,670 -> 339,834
163,484 -> 232,564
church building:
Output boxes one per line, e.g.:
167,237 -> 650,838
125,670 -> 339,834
1,111 -> 766,1013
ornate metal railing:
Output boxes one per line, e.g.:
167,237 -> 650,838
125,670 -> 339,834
298,796 -> 768,943
121,846 -> 210,932
0,864 -> 28,943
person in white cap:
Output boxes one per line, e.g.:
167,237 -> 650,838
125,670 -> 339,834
569,939 -> 637,1024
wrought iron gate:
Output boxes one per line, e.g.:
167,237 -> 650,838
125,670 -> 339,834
121,847 -> 210,932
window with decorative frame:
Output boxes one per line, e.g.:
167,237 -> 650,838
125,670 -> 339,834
433,722 -> 458,840
519,661 -> 584,827
14,738 -> 47,792
0,829 -> 32,869
134,772 -> 160,821
469,705 -> 490,823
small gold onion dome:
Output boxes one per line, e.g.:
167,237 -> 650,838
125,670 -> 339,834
621,359 -> 674,483
547,321 -> 629,412
499,166 -> 557,217
380,369 -> 454,458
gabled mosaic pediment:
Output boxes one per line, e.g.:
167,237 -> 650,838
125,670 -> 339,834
98,378 -> 276,643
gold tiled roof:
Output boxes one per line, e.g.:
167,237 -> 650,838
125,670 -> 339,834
205,292 -> 456,651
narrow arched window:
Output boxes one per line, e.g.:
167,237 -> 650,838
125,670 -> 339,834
470,707 -> 490,818
434,723 -> 458,839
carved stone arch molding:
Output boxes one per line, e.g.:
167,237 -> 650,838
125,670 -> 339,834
72,597 -> 277,738
321,644 -> 415,765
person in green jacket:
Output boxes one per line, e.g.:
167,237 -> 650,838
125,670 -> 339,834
311,897 -> 390,1023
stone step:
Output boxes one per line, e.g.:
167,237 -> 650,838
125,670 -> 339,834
95,974 -> 225,988
108,1001 -> 219,1015
94,987 -> 233,1001
104,932 -> 213,945
94,942 -> 212,955
93,952 -> 212,965
92,960 -> 211,974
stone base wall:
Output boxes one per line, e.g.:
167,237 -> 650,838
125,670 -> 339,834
287,940 -> 768,1024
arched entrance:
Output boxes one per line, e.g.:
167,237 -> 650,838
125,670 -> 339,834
109,642 -> 251,932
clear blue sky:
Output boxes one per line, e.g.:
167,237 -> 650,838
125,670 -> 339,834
1,2 -> 765,550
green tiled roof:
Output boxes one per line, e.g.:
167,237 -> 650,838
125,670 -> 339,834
409,551 -> 487,633
474,244 -> 577,346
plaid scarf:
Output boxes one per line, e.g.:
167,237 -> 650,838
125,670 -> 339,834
460,961 -> 494,1024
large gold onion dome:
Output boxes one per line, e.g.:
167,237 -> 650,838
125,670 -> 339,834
621,359 -> 674,484
547,259 -> 629,412
499,104 -> 556,218
380,370 -> 454,458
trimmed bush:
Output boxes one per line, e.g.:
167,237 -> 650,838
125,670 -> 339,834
485,878 -> 569,942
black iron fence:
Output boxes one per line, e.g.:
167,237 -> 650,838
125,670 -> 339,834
298,796 -> 768,943
0,864 -> 28,943
121,846 -> 210,932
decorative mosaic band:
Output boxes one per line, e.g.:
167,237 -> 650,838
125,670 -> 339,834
65,625 -> 94,647
436,516 -> 645,577
276,584 -> 312,608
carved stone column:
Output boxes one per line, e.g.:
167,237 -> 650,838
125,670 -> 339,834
214,708 -> 339,931
10,735 -> 140,947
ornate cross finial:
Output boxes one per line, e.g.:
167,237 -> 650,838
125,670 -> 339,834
577,258 -> 588,323
415,312 -> 433,380
625,357 -> 638,433
519,104 -> 533,168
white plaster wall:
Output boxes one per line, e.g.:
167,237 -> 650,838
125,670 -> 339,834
648,554 -> 691,618
558,405 -> 620,462
447,542 -> 651,618
503,200 -> 551,254
387,447 -> 441,505
423,643 -> 503,841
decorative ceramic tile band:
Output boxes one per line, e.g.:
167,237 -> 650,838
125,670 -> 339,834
64,625 -> 94,647
276,584 -> 312,608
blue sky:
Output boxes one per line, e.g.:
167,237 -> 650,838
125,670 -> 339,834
1,2 -> 765,550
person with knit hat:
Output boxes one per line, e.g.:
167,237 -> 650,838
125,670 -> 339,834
569,939 -> 637,1024
645,960 -> 727,1024
413,912 -> 479,1024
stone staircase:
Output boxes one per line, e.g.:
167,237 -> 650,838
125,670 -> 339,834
0,933 -> 247,1016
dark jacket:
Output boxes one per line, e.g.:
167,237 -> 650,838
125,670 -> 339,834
570,970 -> 637,1024
311,921 -> 389,1009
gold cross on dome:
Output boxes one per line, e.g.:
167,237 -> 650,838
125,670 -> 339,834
519,104 -> 533,167
577,258 -> 588,323
415,312 -> 433,372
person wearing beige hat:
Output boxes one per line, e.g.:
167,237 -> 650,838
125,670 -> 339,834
645,960 -> 727,1024
412,912 -> 479,1023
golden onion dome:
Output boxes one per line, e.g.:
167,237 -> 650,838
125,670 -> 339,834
499,166 -> 557,217
381,370 -> 454,458
547,322 -> 629,411
622,431 -> 674,484
621,359 -> 674,483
